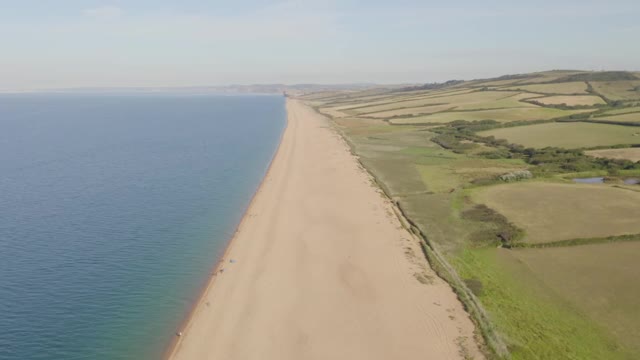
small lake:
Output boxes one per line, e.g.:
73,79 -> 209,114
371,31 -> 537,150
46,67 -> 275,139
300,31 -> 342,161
573,177 -> 604,184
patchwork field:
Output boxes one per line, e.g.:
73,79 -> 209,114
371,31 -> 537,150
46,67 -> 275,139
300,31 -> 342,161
503,81 -> 588,94
392,107 -> 593,124
348,90 -> 525,115
301,70 -> 640,360
586,147 -> 640,162
478,122 -> 640,148
473,182 -> 640,244
531,95 -> 606,106
322,89 -> 475,116
365,104 -> 454,118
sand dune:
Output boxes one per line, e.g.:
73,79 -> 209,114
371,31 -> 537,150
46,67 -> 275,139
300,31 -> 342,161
167,99 -> 482,360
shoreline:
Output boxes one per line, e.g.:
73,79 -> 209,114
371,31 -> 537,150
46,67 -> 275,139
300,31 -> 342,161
162,98 -> 290,359
166,99 -> 483,359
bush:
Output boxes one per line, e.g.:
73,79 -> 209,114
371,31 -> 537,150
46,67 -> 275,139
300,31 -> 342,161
462,204 -> 524,247
498,170 -> 533,182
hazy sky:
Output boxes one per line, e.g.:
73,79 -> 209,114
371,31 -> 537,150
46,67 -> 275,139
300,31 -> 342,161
2,0 -> 639,89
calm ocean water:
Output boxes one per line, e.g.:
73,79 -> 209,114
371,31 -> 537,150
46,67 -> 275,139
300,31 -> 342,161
0,94 -> 286,359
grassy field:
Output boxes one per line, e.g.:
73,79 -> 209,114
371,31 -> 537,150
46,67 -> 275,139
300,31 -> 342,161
452,248 -> 631,359
586,147 -> 640,162
531,95 -> 606,106
472,182 -> 640,244
365,104 -> 454,118
391,108 -> 593,124
503,81 -> 588,94
600,106 -> 640,116
478,122 -> 640,148
347,91 -> 526,115
508,242 -> 640,353
590,81 -> 640,101
302,70 -> 640,359
594,112 -> 640,124
322,88 -> 474,116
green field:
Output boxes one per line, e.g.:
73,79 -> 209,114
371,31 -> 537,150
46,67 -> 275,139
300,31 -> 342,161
365,104 -> 454,118
302,70 -> 640,359
478,122 -> 640,148
391,107 -> 592,124
503,81 -> 588,94
507,242 -> 640,353
594,112 -> 640,124
473,182 -> 640,244
532,95 -> 606,106
590,81 -> 640,101
348,90 -> 525,115
453,247 -> 631,359
600,106 -> 640,116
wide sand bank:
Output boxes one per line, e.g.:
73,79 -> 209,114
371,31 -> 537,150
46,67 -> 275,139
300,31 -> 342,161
167,99 -> 482,359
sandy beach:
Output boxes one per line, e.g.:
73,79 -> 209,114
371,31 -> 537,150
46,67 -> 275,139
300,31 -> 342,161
167,99 -> 482,360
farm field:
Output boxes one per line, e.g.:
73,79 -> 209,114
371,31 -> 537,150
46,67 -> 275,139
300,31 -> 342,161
391,107 -> 592,124
586,147 -> 640,162
365,104 -> 454,118
347,90 -> 525,115
300,70 -> 640,360
590,81 -> 640,101
600,106 -> 640,115
531,95 -> 606,106
472,182 -> 640,244
594,112 -> 640,124
478,122 -> 640,148
507,242 -> 640,353
503,81 -> 588,94
322,88 -> 474,115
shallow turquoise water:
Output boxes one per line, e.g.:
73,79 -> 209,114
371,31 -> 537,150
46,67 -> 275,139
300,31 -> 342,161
0,94 -> 286,359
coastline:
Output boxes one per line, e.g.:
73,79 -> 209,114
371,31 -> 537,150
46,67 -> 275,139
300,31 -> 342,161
166,99 -> 483,359
162,98 -> 290,359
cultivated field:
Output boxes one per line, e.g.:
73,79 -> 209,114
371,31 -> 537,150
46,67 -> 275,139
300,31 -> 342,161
530,95 -> 606,106
601,106 -> 640,116
594,112 -> 640,124
478,122 -> 640,148
391,107 -> 593,124
586,147 -> 640,162
503,81 -> 588,94
347,91 -> 526,115
590,81 -> 640,101
365,104 -> 454,118
473,182 -> 640,243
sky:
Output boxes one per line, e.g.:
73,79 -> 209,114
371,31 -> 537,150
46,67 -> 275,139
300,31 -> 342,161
1,0 -> 639,89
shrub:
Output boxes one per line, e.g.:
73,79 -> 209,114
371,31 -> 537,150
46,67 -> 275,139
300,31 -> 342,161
498,170 -> 533,182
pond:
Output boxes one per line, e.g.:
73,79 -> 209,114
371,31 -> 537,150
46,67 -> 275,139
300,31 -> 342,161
573,177 -> 604,184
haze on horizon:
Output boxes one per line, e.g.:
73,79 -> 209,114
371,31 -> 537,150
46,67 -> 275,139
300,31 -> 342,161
2,0 -> 639,90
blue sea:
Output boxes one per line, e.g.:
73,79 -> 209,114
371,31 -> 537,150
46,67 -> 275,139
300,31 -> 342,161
0,94 -> 286,359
